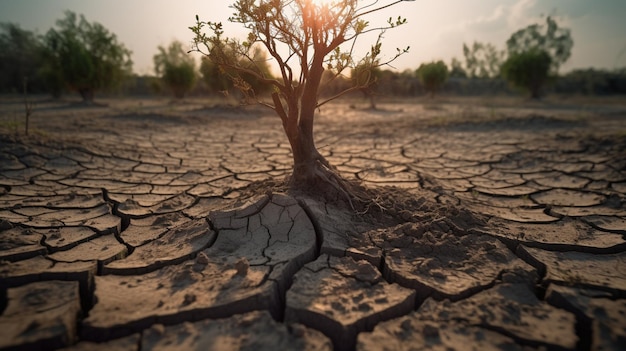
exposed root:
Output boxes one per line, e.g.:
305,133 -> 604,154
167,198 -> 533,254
238,168 -> 490,235
240,152 -> 445,223
313,164 -> 356,210
286,158 -> 390,216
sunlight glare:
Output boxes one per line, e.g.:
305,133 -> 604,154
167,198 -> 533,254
309,0 -> 335,8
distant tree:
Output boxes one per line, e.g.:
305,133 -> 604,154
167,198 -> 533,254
41,11 -> 132,103
506,15 -> 572,73
554,68 -> 626,95
416,60 -> 448,97
351,63 -> 381,109
319,69 -> 351,97
38,47 -> 65,98
200,56 -> 230,94
502,16 -> 572,99
501,49 -> 551,99
154,40 -> 197,99
373,69 -> 419,97
191,0 -> 412,197
449,57 -> 466,78
199,47 -> 272,98
462,41 -> 504,78
0,23 -> 46,93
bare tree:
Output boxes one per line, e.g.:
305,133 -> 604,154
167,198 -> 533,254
191,0 -> 413,200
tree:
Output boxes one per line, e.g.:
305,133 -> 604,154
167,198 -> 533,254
506,15 -> 572,73
191,0 -> 413,197
501,49 -> 551,99
200,56 -> 231,94
556,68 -> 626,95
318,69 -> 351,97
199,46 -> 273,98
449,57 -> 466,78
502,16 -> 572,99
0,23 -> 46,93
416,60 -> 448,97
154,40 -> 197,99
462,41 -> 504,78
351,63 -> 381,109
42,11 -> 132,103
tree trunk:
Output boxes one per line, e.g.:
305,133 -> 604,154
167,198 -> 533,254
288,124 -> 319,185
286,54 -> 330,188
276,52 -> 356,203
530,83 -> 542,99
174,89 -> 185,99
368,93 -> 377,110
79,88 -> 95,104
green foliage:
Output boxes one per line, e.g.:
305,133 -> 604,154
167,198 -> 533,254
163,63 -> 196,99
555,68 -> 626,95
351,63 -> 382,108
501,49 -> 552,98
501,16 -> 571,99
42,11 -> 132,102
200,57 -> 229,94
190,0 -> 412,185
153,40 -> 197,98
462,41 -> 504,78
199,47 -> 272,97
449,57 -> 466,78
0,23 -> 46,93
506,16 -> 572,72
352,63 -> 381,87
190,0 -> 411,105
416,60 -> 449,97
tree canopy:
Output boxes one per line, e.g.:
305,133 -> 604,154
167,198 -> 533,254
502,16 -> 572,99
506,15 -> 573,73
191,0 -> 413,198
462,41 -> 504,78
42,11 -> 132,102
199,46 -> 273,98
154,40 -> 197,99
501,48 -> 552,99
351,63 -> 382,109
416,60 -> 449,97
0,23 -> 46,93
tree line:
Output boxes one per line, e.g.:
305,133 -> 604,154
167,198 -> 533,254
0,11 -> 132,103
1,11 -> 625,103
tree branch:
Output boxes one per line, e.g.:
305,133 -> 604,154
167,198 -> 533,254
316,85 -> 364,108
355,0 -> 411,18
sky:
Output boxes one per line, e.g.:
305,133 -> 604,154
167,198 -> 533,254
1,0 -> 625,75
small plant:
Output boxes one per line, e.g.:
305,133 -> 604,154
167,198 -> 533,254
23,77 -> 33,136
0,119 -> 21,135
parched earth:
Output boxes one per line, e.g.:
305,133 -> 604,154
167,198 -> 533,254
1,97 -> 625,350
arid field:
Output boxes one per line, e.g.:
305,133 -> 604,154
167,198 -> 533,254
1,95 -> 625,350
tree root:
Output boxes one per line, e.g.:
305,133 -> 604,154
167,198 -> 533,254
289,154 -> 388,215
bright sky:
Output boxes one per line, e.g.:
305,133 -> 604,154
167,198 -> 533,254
1,0 -> 625,75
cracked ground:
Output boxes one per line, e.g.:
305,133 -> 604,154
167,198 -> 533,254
1,96 -> 625,350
